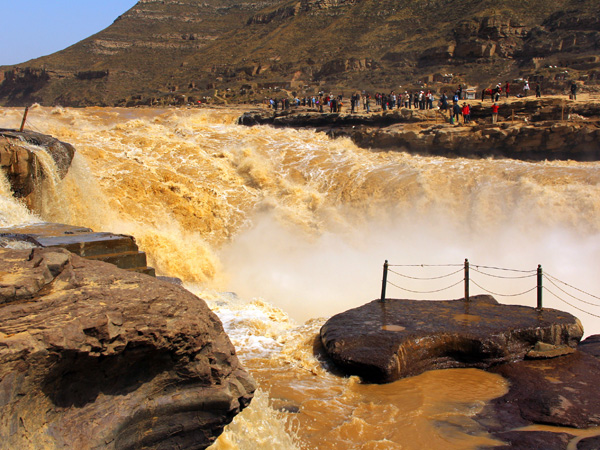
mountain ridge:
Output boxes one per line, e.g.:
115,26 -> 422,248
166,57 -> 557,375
0,0 -> 598,106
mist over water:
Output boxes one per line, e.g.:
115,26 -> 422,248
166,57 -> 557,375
1,105 -> 600,448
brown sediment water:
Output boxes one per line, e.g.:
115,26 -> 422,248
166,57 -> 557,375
1,105 -> 599,448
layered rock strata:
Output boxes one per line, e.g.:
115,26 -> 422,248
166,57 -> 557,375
341,121 -> 600,161
0,247 -> 255,450
319,295 -> 583,383
1,0 -> 598,106
0,223 -> 155,276
239,99 -> 600,161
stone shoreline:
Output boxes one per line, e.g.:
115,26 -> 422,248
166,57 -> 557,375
320,296 -> 600,449
239,97 -> 600,161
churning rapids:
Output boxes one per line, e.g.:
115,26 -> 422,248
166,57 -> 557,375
1,105 -> 600,449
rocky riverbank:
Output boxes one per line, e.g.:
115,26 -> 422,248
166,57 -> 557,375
0,247 -> 255,449
239,97 -> 600,161
0,129 -> 257,449
320,295 -> 600,449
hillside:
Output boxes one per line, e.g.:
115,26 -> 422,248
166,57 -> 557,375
0,0 -> 598,106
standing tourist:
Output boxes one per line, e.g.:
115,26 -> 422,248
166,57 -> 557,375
523,80 -> 530,97
426,91 -> 433,109
452,102 -> 461,124
505,81 -> 510,98
440,92 -> 448,112
462,103 -> 470,124
491,102 -> 499,124
570,82 -> 577,100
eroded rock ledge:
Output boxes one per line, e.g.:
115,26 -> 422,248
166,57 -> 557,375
0,129 -> 75,198
238,98 -> 600,161
0,247 -> 255,450
319,295 -> 583,383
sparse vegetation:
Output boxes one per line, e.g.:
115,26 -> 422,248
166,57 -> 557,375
0,0 -> 598,106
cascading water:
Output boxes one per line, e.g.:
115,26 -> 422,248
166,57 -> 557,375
1,105 -> 599,449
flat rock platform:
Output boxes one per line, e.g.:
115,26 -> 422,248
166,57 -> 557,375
320,295 -> 583,383
0,222 -> 155,276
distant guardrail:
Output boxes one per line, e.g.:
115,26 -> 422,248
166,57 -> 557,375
380,259 -> 600,318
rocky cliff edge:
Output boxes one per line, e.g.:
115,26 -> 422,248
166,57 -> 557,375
0,247 -> 255,450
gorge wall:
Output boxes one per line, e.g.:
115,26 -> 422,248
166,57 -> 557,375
0,0 -> 598,106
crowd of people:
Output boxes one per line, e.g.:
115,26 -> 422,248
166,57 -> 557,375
265,80 -> 579,125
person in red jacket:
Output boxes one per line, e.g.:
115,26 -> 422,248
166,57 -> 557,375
462,103 -> 470,124
492,102 -> 499,124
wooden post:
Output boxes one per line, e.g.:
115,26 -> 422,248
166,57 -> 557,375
19,106 -> 29,132
380,260 -> 389,302
464,259 -> 470,302
537,264 -> 543,309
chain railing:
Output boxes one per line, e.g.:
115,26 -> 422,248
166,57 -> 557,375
380,259 -> 600,318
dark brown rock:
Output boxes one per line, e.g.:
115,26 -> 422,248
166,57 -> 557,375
320,295 -> 583,383
489,352 -> 600,429
578,436 -> 600,450
578,334 -> 600,359
473,350 -> 600,449
0,130 -> 75,198
488,431 -> 573,450
0,247 -> 255,450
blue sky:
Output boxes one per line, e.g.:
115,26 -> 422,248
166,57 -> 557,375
0,0 -> 138,66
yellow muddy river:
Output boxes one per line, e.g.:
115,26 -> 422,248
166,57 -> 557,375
1,105 -> 599,449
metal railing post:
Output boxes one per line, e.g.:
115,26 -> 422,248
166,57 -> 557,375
537,264 -> 543,309
380,260 -> 389,302
464,258 -> 470,301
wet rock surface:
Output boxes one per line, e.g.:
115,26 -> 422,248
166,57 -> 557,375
578,333 -> 600,358
488,351 -> 600,428
0,130 -> 75,197
319,295 -> 583,383
0,247 -> 255,450
320,296 -> 600,448
476,343 -> 600,450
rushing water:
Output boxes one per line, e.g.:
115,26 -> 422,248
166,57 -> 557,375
1,105 -> 600,449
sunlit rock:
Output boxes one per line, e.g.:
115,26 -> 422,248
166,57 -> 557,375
0,222 -> 155,276
0,247 -> 255,450
238,99 -> 600,161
